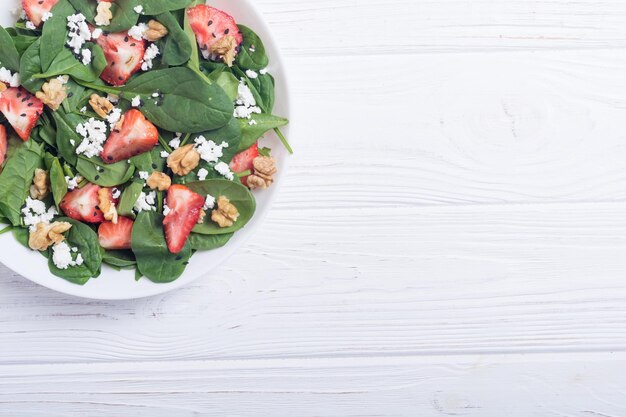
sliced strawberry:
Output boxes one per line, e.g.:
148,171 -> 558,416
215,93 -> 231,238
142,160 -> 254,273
187,5 -> 243,61
94,30 -> 146,86
163,185 -> 205,254
229,143 -> 259,187
98,216 -> 134,250
0,87 -> 44,141
100,109 -> 158,164
0,125 -> 7,169
22,0 -> 59,27
60,183 -> 106,224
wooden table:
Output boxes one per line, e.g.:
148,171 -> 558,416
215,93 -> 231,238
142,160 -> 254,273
2,0 -> 626,415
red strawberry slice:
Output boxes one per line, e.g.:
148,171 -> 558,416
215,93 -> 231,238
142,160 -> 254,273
22,0 -> 59,27
163,184 -> 205,254
0,125 -> 7,169
60,183 -> 106,224
229,143 -> 259,187
100,109 -> 158,164
98,216 -> 134,250
187,5 -> 243,61
93,30 -> 146,86
0,87 -> 44,141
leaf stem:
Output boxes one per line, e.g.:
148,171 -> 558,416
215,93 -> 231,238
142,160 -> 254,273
0,225 -> 13,235
180,132 -> 193,146
158,135 -> 172,153
236,170 -> 252,178
274,128 -> 293,154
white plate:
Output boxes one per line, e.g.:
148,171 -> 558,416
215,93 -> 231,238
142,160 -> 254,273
0,0 -> 291,300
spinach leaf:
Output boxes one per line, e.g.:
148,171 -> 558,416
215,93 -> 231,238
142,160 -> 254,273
37,114 -> 57,148
49,157 -> 68,210
238,114 -> 288,151
106,0 -> 140,32
51,110 -> 83,165
76,156 -> 135,187
184,10 -> 200,71
188,232 -> 233,251
9,33 -> 37,57
19,38 -> 45,94
210,70 -> 239,102
0,140 -> 44,226
251,72 -> 275,113
186,179 -> 256,235
140,0 -> 193,15
132,210 -> 191,283
103,250 -> 136,269
62,79 -> 87,113
13,227 -> 30,249
48,217 -> 103,285
117,181 -> 144,218
0,26 -> 21,72
158,11 -> 193,66
236,25 -> 269,71
35,44 -> 106,83
40,0 -> 75,72
67,0 -> 97,22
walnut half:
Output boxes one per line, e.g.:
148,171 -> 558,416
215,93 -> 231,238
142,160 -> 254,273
95,1 -> 113,26
247,156 -> 278,190
167,144 -> 200,176
89,94 -> 114,118
98,188 -> 118,224
35,78 -> 67,111
211,196 -> 239,228
29,168 -> 50,200
29,222 -> 72,251
210,35 -> 238,67
146,171 -> 171,191
145,20 -> 169,42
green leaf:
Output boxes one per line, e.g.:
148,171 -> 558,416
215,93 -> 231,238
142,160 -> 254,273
186,179 -> 256,235
159,11 -> 193,66
184,10 -> 200,71
68,0 -> 97,21
51,110 -> 83,165
48,217 -> 103,285
76,156 -> 135,187
40,0 -> 76,72
49,157 -> 68,210
252,72 -> 275,114
103,250 -> 137,269
0,140 -> 44,226
8,32 -> 37,58
13,227 -> 30,249
107,0 -> 141,32
19,38 -> 45,94
238,114 -> 289,151
36,44 -> 106,83
132,210 -> 192,283
0,26 -> 21,72
117,181 -> 144,218
188,232 -> 233,251
210,70 -> 239,102
235,25 -> 269,71
62,78 -> 87,113
140,0 -> 193,15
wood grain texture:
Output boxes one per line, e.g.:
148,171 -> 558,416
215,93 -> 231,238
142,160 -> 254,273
3,0 -> 626,414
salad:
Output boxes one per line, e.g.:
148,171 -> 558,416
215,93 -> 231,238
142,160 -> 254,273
0,0 -> 290,285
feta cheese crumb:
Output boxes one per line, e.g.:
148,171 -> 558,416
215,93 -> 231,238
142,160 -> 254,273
65,176 -> 80,190
70,139 -> 76,146
245,69 -> 258,79
194,136 -> 229,163
138,171 -> 149,180
66,13 -> 92,55
25,20 -> 36,30
91,28 -> 103,39
81,48 -> 92,65
107,94 -> 119,104
52,241 -> 83,270
160,151 -> 170,158
163,204 -> 171,217
56,75 -> 69,84
79,106 -> 87,113
131,95 -> 142,107
249,45 -> 256,53
0,67 -> 21,87
169,137 -> 181,149
214,161 -> 234,181
233,80 -> 262,119
106,107 -> 122,129
134,191 -> 157,213
128,23 -> 148,41
133,5 -> 144,14
197,168 -> 209,181
75,118 -> 108,158
22,198 -> 57,231
41,12 -> 53,22
259,68 -> 269,75
141,43 -> 160,71
248,119 -> 258,126
203,194 -> 216,210
112,188 -> 121,199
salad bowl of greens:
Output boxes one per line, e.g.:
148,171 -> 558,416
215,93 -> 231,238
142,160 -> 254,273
0,0 -> 291,299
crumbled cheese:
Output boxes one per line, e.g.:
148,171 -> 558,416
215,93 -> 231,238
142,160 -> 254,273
194,135 -> 229,163
259,68 -> 269,75
42,12 -> 53,22
245,69 -> 258,79
22,198 -> 57,231
56,75 -> 69,84
249,45 -> 256,53
65,176 -> 80,190
214,161 -> 234,181
169,137 -> 181,149
91,28 -> 103,39
79,106 -> 87,113
248,119 -> 258,126
134,191 -> 157,213
107,94 -> 119,104
70,139 -> 76,146
203,194 -> 216,210
233,81 -> 262,119
128,23 -> 148,41
133,5 -> 144,14
106,107 -> 122,129
131,95 -> 142,107
160,151 -> 170,158
151,92 -> 160,98
66,13 -> 92,55
75,118 -> 108,158
52,241 -> 84,270
81,48 -> 92,65
141,43 -> 160,71
163,204 -> 171,217
25,20 -> 36,30
197,168 -> 209,181
0,67 -> 20,87
138,171 -> 149,180
112,188 -> 121,199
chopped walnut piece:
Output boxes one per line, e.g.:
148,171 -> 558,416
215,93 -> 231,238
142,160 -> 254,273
146,171 -> 171,191
247,156 -> 278,190
211,196 -> 239,228
98,187 -> 118,224
95,1 -> 113,26
29,168 -> 50,200
197,209 -> 206,224
28,221 -> 72,251
35,78 -> 68,111
89,94 -> 114,118
210,35 -> 238,67
0,83 -> 6,93
145,20 -> 169,42
167,144 -> 201,176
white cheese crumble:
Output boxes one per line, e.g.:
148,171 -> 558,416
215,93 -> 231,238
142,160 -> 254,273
52,241 -> 84,270
107,94 -> 119,104
128,23 -> 148,41
25,20 -> 36,30
106,107 -> 122,129
41,12 -> 53,22
81,48 -> 92,65
91,28 -> 103,39
131,95 -> 142,107
141,44 -> 160,71
138,171 -> 149,180
169,137 -> 181,149
259,68 -> 269,75
197,168 -> 209,181
79,106 -> 87,113
214,161 -> 234,181
0,67 -> 20,87
249,45 -> 256,53
245,69 -> 258,79
203,194 -> 216,210
70,139 -> 76,146
233,81 -> 262,119
248,119 -> 258,126
134,191 -> 157,213
163,204 -> 171,217
75,118 -> 108,158
194,136 -> 229,164
65,176 -> 80,190
22,198 -> 57,231
112,188 -> 121,199
133,5 -> 144,14
160,151 -> 170,158
66,13 -> 94,65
